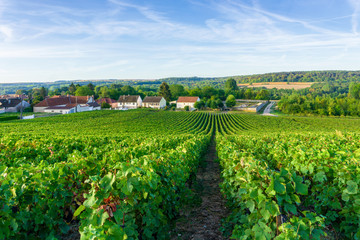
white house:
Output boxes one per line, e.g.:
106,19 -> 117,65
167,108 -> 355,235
142,96 -> 166,109
0,98 -> 31,113
176,96 -> 200,110
34,95 -> 100,114
43,102 -> 101,114
113,95 -> 142,110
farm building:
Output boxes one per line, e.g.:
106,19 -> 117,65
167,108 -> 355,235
34,95 -> 100,114
142,96 -> 166,109
232,100 -> 268,112
113,95 -> 142,110
0,98 -> 31,113
176,96 -> 200,110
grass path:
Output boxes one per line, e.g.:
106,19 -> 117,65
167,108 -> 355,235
171,138 -> 229,240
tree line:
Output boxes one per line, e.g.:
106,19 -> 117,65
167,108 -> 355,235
278,82 -> 360,116
16,78 -> 273,110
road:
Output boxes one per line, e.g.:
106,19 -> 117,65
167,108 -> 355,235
262,101 -> 277,116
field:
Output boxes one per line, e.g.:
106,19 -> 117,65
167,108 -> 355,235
238,82 -> 315,90
1,110 -> 360,239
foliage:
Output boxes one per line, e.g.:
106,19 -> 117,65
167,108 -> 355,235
225,78 -> 239,91
350,82 -> 360,99
75,86 -> 95,96
278,93 -> 360,116
2,108 -> 360,239
158,82 -> 172,102
69,83 -> 76,94
101,102 -> 111,108
194,100 -> 205,110
0,110 -> 214,239
169,84 -> 187,100
184,106 -> 190,111
225,95 -> 236,108
234,70 -> 360,83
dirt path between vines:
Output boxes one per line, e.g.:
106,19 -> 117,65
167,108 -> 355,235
171,138 -> 229,240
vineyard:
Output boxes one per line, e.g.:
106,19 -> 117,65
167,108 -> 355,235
1,110 -> 360,239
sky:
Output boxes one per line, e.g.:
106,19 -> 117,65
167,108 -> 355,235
1,0 -> 360,83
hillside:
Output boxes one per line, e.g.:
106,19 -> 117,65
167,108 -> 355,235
233,70 -> 360,83
1,110 -> 360,239
2,71 -> 360,95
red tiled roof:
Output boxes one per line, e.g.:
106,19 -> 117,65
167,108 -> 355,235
34,95 -> 92,107
177,96 -> 200,103
0,98 -> 23,108
96,98 -> 116,104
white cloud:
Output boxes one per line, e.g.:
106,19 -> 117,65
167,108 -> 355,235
0,25 -> 12,40
1,0 -> 360,82
348,0 -> 360,34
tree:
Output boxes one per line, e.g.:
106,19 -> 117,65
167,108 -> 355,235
48,88 -> 60,96
350,82 -> 360,99
202,86 -> 217,99
225,78 -> 239,91
255,89 -> 269,100
194,100 -> 205,110
39,87 -> 47,99
189,88 -> 202,97
244,88 -> 253,99
158,82 -> 171,102
32,88 -> 44,101
69,83 -> 76,95
110,84 -> 123,90
87,83 -> 95,91
217,99 -> 224,108
210,100 -> 218,109
109,89 -> 120,100
169,84 -> 186,100
15,89 -> 26,95
99,86 -> 110,98
184,106 -> 190,111
121,85 -> 136,95
225,95 -> 236,108
101,102 -> 111,109
75,86 -> 94,96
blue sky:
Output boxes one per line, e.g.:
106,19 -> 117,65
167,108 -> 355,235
0,0 -> 360,83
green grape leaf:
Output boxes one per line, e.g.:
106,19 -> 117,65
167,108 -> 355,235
347,180 -> 358,195
73,205 -> 85,218
100,173 -> 115,192
274,179 -> 286,194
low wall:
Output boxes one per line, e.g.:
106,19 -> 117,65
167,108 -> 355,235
234,101 -> 267,112
22,115 -> 35,120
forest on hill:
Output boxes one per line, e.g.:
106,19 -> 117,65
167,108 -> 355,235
4,70 -> 360,117
2,70 -> 360,95
233,71 -> 360,83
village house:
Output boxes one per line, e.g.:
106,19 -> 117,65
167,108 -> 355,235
0,98 -> 31,113
96,98 -> 117,107
176,96 -> 200,110
142,96 -> 166,109
34,95 -> 100,114
113,95 -> 142,110
0,94 -> 28,100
